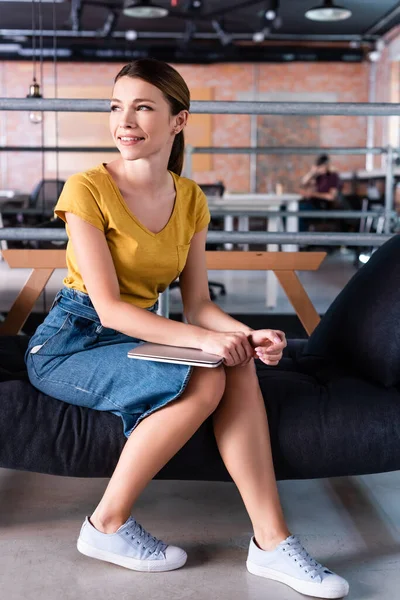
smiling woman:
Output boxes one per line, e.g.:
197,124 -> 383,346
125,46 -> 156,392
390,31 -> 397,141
22,58 -> 349,599
109,60 -> 190,178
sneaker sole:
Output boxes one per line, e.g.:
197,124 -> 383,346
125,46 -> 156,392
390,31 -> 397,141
77,538 -> 187,572
246,560 -> 349,599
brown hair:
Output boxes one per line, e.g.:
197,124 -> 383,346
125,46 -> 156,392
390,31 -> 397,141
114,59 -> 190,176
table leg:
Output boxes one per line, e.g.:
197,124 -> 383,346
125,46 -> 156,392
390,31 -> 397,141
274,270 -> 320,335
0,212 -> 7,260
224,214 -> 234,251
266,206 -> 280,309
282,200 -> 299,252
237,215 -> 249,251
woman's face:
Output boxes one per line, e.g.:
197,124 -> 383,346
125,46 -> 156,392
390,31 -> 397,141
109,76 -> 187,162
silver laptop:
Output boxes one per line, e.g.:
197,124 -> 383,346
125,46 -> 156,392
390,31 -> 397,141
128,342 -> 223,368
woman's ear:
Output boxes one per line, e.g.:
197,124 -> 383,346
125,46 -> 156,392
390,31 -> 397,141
174,110 -> 189,133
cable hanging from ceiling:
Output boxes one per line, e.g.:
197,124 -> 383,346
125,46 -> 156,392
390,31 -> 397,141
27,0 -> 42,125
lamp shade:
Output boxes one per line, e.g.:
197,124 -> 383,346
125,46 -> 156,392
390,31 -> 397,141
123,0 -> 169,19
305,0 -> 351,22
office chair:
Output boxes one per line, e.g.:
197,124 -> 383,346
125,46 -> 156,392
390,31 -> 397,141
24,179 -> 66,249
28,179 -> 66,210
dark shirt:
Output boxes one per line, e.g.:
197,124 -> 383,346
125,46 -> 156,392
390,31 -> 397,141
315,171 -> 342,194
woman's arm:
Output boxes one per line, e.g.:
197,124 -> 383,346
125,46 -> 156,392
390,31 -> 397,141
180,228 -> 286,364
311,187 -> 338,202
301,167 -> 317,187
65,212 -> 209,348
179,228 -> 253,336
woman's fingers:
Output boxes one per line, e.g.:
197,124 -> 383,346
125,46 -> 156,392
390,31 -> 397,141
255,346 -> 282,365
256,347 -> 283,357
224,336 -> 254,367
258,357 -> 280,366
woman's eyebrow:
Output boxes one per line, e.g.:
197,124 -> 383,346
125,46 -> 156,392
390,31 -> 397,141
110,98 -> 156,104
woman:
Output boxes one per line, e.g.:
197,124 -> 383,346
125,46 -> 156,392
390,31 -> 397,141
25,59 -> 348,599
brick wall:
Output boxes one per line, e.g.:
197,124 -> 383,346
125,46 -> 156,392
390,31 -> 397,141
373,25 -> 400,169
0,60 -> 370,195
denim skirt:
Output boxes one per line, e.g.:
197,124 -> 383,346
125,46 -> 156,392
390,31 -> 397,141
25,287 -> 193,437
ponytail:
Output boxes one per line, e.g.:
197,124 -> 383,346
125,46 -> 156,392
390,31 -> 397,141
168,130 -> 185,176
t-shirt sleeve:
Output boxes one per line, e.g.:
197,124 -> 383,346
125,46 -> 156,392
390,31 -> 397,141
195,188 -> 211,233
54,173 -> 105,232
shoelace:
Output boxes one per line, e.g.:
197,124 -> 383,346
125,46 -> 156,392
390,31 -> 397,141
281,538 -> 326,580
125,520 -> 167,556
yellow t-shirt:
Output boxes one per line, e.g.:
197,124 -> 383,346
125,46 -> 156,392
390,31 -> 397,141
54,163 -> 211,308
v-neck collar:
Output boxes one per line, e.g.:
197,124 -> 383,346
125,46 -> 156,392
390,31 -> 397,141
100,163 -> 179,238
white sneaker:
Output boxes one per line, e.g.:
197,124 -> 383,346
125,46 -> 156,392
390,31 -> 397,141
246,534 -> 349,599
77,516 -> 187,572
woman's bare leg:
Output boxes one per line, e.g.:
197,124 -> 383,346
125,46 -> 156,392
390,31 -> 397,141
212,360 -> 290,551
90,365 -> 225,533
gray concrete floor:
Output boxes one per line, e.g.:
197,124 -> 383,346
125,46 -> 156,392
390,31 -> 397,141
2,469 -> 400,600
3,248 -> 400,599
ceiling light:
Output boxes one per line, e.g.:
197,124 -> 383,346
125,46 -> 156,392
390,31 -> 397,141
253,27 -> 270,43
368,50 -> 381,62
253,30 -> 265,43
305,0 -> 351,22
123,0 -> 169,18
125,29 -> 138,41
376,39 -> 385,52
265,9 -> 276,20
27,78 -> 43,125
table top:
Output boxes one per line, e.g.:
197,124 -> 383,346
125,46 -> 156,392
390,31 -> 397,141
222,192 -> 301,202
341,167 -> 400,181
207,193 -> 301,211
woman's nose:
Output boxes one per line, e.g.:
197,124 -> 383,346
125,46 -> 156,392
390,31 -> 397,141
119,110 -> 137,128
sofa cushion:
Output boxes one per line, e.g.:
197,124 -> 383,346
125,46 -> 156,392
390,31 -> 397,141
1,336 -> 400,482
0,335 -> 30,382
305,235 -> 400,388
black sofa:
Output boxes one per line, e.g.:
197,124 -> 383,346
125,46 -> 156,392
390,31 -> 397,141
1,235 -> 399,482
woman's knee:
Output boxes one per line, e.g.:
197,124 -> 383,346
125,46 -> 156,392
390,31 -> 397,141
186,364 -> 226,414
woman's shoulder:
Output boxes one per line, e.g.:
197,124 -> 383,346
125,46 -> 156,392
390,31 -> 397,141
170,171 -> 203,197
66,164 -> 110,190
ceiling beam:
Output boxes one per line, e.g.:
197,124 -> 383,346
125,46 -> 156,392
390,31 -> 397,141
363,1 -> 400,36
0,29 -> 367,42
68,0 -> 84,32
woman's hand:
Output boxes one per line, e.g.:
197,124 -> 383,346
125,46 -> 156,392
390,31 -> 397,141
199,330 -> 254,367
249,329 -> 287,366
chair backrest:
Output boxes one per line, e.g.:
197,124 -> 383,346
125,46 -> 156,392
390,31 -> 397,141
29,180 -> 65,209
198,182 -> 225,198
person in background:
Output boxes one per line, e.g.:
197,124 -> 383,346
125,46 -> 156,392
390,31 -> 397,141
299,154 -> 343,232
395,182 -> 400,216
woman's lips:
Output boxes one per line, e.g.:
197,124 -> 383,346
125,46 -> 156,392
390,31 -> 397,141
118,137 -> 144,146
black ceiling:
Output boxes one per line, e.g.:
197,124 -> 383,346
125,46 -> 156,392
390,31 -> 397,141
0,0 -> 399,63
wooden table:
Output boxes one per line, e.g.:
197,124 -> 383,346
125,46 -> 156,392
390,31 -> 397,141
207,192 -> 302,308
